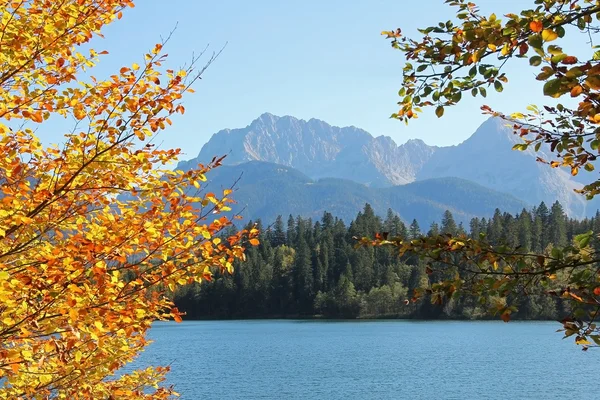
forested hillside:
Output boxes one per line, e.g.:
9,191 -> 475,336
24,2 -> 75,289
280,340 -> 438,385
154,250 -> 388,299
174,201 -> 589,320
190,161 -> 527,227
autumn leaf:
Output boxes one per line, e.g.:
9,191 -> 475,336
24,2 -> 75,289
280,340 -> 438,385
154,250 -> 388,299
541,29 -> 558,42
529,20 -> 543,33
570,85 -> 583,97
0,0 -> 253,398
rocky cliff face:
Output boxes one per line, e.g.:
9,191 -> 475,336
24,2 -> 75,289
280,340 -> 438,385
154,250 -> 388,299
191,112 -> 437,187
183,113 -> 598,217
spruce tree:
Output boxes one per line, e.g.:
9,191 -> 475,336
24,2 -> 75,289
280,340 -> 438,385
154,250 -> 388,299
549,201 -> 567,247
441,210 -> 458,235
272,215 -> 287,247
409,219 -> 421,239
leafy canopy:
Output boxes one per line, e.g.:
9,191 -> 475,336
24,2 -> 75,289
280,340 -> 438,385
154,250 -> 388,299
0,0 -> 256,398
373,0 -> 600,349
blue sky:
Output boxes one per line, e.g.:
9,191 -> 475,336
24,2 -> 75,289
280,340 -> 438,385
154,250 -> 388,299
43,0 -> 590,160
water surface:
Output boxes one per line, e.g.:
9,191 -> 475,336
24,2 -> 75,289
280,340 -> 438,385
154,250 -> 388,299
130,320 -> 598,399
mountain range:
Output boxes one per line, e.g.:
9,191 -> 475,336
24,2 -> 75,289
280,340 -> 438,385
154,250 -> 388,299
177,113 -> 599,225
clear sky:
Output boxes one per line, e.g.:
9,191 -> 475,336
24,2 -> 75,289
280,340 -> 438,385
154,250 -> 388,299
42,0 -> 591,160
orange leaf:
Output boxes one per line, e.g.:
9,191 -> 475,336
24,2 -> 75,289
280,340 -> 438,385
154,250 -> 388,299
594,287 -> 600,296
530,20 -> 543,33
249,238 -> 260,246
570,85 -> 583,97
569,292 -> 584,302
73,105 -> 86,120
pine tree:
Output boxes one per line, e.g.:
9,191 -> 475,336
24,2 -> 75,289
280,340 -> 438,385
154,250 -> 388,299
488,209 -> 504,244
428,222 -> 440,236
469,217 -> 481,239
441,210 -> 458,235
272,215 -> 287,247
286,214 -> 296,245
535,202 -> 550,247
293,236 -> 314,314
409,219 -> 421,239
549,201 -> 567,247
517,209 -> 533,252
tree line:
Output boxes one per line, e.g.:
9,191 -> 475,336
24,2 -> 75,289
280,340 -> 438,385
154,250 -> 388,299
174,201 -> 591,320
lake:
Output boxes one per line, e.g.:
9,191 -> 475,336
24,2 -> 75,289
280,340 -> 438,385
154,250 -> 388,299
128,320 -> 599,399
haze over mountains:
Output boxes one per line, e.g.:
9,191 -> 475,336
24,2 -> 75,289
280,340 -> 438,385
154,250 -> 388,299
178,113 -> 599,225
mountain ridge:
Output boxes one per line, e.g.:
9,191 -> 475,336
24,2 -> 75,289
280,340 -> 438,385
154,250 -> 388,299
194,161 -> 528,227
182,113 -> 598,218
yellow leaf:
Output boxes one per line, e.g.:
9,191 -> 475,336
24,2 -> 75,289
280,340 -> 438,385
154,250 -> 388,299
542,29 -> 558,42
576,337 -> 591,345
73,104 -> 86,120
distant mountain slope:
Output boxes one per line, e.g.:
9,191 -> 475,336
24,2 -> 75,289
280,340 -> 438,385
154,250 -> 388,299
198,161 -> 527,227
417,118 -> 593,218
189,113 -> 437,187
186,114 -> 598,218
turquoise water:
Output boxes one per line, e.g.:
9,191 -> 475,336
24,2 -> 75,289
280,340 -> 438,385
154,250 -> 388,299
130,320 -> 599,399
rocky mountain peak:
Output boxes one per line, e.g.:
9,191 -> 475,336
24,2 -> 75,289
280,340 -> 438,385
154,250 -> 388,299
185,114 -> 598,218
193,113 -> 434,187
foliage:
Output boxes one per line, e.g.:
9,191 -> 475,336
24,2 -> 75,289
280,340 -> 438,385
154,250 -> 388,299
176,203 -> 588,322
381,0 -> 600,348
0,1 -> 257,398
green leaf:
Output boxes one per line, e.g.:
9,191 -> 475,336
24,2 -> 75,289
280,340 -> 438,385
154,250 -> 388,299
494,81 -> 504,92
551,54 -> 567,64
543,79 -> 562,97
435,106 -> 444,118
469,66 -> 477,78
585,163 -> 595,172
528,34 -> 543,50
574,231 -> 593,248
590,335 -> 600,346
529,56 -> 542,66
547,45 -> 562,55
